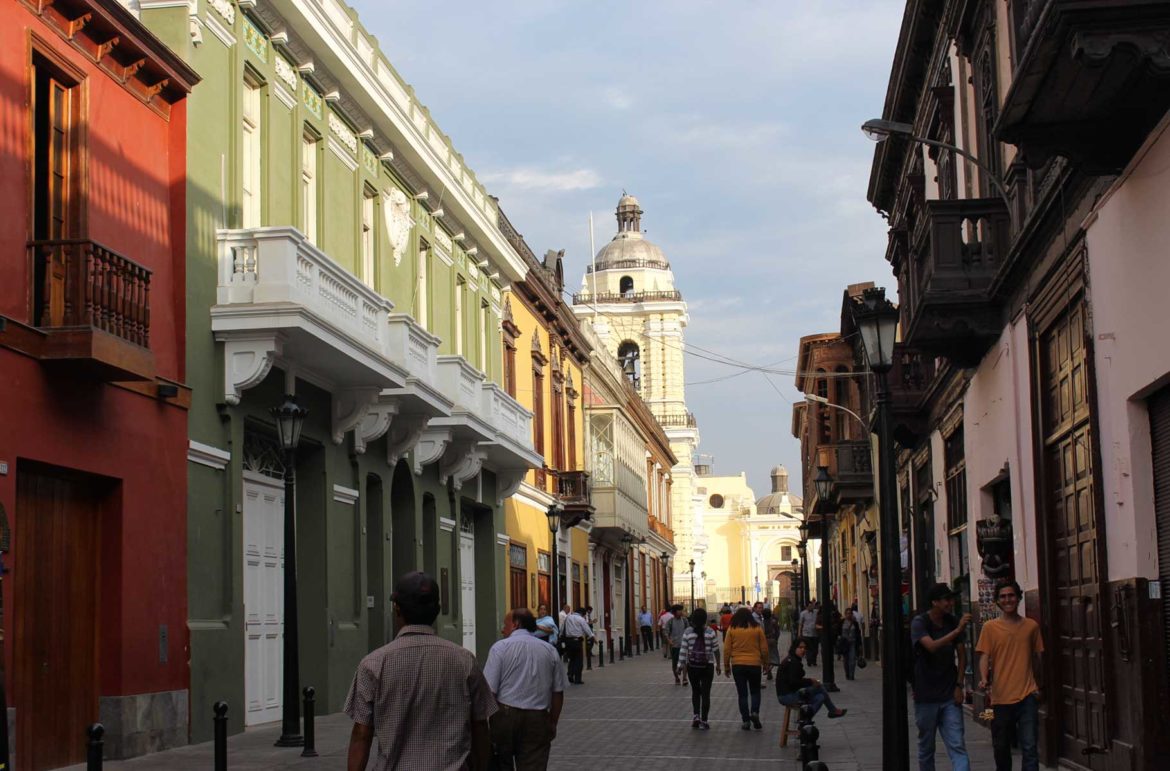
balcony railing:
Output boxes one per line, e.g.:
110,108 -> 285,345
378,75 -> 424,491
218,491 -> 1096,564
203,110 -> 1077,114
586,258 -> 670,273
657,411 -> 697,428
571,290 -> 682,305
822,440 -> 873,504
31,239 -> 151,348
889,344 -> 935,447
556,470 -> 590,506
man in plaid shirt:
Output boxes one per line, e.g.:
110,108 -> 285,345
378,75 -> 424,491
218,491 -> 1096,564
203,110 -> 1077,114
345,571 -> 497,770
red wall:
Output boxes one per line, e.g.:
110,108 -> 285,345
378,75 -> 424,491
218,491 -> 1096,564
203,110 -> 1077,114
0,7 -> 189,697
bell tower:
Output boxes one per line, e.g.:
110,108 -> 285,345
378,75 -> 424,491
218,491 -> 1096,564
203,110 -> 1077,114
573,194 -> 706,593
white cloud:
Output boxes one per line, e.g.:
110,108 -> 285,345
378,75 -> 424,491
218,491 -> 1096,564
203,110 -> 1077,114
481,166 -> 603,193
602,86 -> 634,110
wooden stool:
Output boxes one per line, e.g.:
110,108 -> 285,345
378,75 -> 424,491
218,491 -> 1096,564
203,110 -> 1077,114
779,705 -> 795,747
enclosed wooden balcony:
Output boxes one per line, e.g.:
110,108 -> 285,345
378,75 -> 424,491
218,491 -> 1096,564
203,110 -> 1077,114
889,344 -> 935,447
997,0 -> 1170,170
901,198 -> 1008,367
19,239 -> 155,380
824,440 -> 874,504
556,470 -> 594,527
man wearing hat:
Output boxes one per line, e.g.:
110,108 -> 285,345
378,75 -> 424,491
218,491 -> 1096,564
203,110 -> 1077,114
344,571 -> 497,771
910,583 -> 973,771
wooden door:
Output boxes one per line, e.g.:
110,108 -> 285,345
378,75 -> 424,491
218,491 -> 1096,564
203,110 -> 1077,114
1150,386 -> 1170,680
1038,297 -> 1108,766
243,473 -> 283,726
15,464 -> 101,771
537,574 -> 550,608
509,567 -> 527,611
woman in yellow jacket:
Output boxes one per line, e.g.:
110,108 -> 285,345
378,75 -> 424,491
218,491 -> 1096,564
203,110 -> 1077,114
723,607 -> 771,730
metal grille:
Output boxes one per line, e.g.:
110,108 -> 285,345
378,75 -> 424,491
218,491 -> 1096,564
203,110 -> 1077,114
1148,385 -> 1170,673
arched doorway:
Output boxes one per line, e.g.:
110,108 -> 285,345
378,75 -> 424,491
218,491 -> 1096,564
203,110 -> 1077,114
366,473 -> 385,651
390,460 -> 416,585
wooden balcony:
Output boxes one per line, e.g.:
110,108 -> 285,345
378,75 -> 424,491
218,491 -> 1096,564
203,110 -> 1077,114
998,0 -> 1170,171
901,198 -> 1008,367
889,344 -> 935,447
556,470 -> 594,528
648,516 -> 673,542
12,239 -> 155,381
824,440 -> 874,504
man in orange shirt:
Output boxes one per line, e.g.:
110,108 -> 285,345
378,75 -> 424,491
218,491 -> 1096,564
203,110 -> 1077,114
975,579 -> 1044,771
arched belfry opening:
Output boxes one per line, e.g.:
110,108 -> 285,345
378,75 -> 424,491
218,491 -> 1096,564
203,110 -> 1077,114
619,275 -> 634,297
616,193 -> 642,233
618,340 -> 641,390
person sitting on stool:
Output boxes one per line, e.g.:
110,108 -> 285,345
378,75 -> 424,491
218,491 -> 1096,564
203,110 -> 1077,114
776,638 -> 847,719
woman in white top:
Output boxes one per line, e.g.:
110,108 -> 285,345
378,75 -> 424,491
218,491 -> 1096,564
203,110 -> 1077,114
678,607 -> 723,729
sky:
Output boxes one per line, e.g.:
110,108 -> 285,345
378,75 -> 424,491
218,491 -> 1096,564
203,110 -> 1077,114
350,0 -> 906,498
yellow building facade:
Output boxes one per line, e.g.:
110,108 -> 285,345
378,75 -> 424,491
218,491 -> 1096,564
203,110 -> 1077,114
499,244 -> 593,616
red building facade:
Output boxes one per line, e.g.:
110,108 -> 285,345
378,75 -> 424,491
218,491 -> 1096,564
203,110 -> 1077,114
0,1 -> 196,768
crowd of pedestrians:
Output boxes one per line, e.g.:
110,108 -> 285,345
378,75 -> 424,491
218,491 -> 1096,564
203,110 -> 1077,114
339,571 -> 1043,771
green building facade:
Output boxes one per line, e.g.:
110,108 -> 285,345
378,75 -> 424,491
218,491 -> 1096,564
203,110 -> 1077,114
139,0 -> 539,742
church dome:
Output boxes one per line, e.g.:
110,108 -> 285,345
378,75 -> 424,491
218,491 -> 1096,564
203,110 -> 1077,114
755,464 -> 802,518
594,193 -> 670,269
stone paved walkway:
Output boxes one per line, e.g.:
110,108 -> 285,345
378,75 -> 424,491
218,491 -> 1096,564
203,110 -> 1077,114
64,632 -> 1004,769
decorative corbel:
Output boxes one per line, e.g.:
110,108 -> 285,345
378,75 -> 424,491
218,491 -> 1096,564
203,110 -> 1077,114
68,12 -> 92,39
222,334 -> 281,405
413,427 -> 453,475
356,399 -> 400,455
330,387 -> 382,448
439,440 -> 485,490
388,413 -> 429,468
495,467 -> 528,504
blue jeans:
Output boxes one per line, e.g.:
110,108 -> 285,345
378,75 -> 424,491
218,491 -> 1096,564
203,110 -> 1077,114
777,684 -> 838,717
731,665 -> 762,720
842,643 -> 857,679
914,700 -> 969,771
991,694 -> 1038,771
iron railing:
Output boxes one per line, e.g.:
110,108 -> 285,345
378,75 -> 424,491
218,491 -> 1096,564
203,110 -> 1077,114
572,290 -> 682,305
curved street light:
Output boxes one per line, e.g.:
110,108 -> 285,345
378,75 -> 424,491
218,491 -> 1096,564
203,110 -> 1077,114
861,118 -> 1012,219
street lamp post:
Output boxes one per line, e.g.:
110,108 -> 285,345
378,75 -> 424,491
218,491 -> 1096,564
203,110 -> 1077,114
813,465 -> 838,694
853,286 -> 907,771
546,505 -> 562,614
688,559 -> 695,612
790,557 -> 800,617
271,395 -> 307,748
797,525 -> 810,607
660,551 -> 671,612
621,534 -> 635,656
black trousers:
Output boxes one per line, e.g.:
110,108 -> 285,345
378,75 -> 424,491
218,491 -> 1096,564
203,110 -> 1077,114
565,637 -> 584,682
802,636 -> 820,665
490,704 -> 552,771
640,625 -> 654,652
687,664 -> 715,720
732,664 -> 763,721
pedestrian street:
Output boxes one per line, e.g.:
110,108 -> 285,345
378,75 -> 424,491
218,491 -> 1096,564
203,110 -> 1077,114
550,632 -> 998,771
63,631 -> 999,770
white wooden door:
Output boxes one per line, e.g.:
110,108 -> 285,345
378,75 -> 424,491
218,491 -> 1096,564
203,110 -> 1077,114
459,530 -> 476,653
243,473 -> 284,726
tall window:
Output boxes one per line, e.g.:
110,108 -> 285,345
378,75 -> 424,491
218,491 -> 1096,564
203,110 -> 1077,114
479,301 -> 490,372
301,129 -> 319,243
816,371 -> 830,444
781,545 -> 792,561
32,56 -> 80,328
361,187 -> 376,287
532,368 -> 545,457
242,76 -> 263,228
454,278 -> 465,356
415,240 -> 428,329
945,427 -> 969,579
567,390 -> 577,470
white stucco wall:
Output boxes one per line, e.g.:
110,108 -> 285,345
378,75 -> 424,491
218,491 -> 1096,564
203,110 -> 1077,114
1083,116 -> 1170,581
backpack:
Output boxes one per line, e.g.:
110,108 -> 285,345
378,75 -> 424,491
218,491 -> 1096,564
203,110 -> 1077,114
687,629 -> 708,666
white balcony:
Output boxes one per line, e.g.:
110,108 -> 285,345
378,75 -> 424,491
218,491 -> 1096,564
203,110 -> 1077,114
213,227 -> 408,405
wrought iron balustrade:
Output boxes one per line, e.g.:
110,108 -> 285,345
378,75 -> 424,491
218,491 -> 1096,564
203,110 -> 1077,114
586,258 -> 670,272
572,290 -> 682,305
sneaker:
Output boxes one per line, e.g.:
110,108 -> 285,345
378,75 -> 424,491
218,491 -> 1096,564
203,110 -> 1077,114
674,672 -> 681,685
828,708 -> 848,719
699,720 -> 711,730
741,720 -> 752,731
691,715 -> 701,729
750,713 -> 762,730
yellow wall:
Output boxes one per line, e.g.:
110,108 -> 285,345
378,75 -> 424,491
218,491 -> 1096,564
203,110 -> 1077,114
502,288 -> 590,609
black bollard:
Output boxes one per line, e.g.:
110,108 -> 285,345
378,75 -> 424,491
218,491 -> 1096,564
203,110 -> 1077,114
86,723 -> 104,771
618,636 -> 624,660
609,638 -> 615,664
798,719 -> 821,770
806,763 -> 830,771
301,687 -> 318,758
213,701 -> 228,771
635,634 -> 640,655
597,639 -> 604,667
586,638 -> 593,670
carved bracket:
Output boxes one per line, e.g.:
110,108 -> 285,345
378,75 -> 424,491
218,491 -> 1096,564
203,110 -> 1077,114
356,399 -> 400,455
495,467 -> 528,505
413,427 -> 453,475
331,387 -> 382,448
222,334 -> 281,405
439,440 -> 485,491
388,414 -> 430,468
